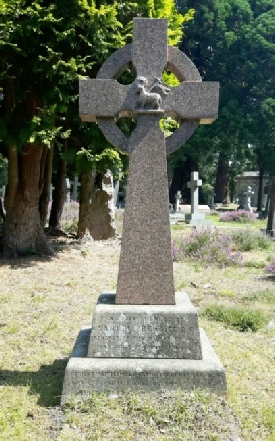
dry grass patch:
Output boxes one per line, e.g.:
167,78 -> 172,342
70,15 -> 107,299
0,229 -> 274,440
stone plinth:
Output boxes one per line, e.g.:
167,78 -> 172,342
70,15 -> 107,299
88,293 -> 202,359
185,213 -> 212,226
61,328 -> 226,404
180,204 -> 210,214
61,292 -> 227,403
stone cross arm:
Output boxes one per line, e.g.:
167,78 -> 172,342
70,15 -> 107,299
79,79 -> 219,124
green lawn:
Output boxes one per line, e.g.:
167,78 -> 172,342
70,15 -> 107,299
0,225 -> 274,440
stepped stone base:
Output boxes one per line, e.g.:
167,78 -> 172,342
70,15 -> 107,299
61,292 -> 226,403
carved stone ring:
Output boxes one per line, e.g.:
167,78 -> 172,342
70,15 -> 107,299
95,44 -> 202,155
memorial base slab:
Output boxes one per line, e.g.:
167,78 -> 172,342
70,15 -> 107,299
185,213 -> 212,226
61,292 -> 226,403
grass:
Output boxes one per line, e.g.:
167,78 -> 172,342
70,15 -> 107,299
201,303 -> 269,331
245,289 -> 275,304
59,391 -> 240,440
0,220 -> 274,440
206,212 -> 267,229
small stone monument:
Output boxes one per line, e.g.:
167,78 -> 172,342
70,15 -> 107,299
62,18 -> 226,403
70,176 -> 81,201
185,171 -> 210,225
78,170 -> 116,240
175,190 -> 182,212
113,180 -> 120,208
65,178 -> 71,202
243,186 -> 254,212
170,190 -> 185,224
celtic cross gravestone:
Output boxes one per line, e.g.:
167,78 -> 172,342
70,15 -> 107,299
62,18 -> 226,402
79,18 -> 218,304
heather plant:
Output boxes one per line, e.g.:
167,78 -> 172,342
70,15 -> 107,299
47,201 -> 79,234
172,228 -> 243,268
244,260 -> 266,269
266,257 -> 275,276
61,201 -> 79,234
219,210 -> 257,223
231,228 -> 270,251
201,303 -> 269,332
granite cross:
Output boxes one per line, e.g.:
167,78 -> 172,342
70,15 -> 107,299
79,18 -> 219,305
187,171 -> 202,214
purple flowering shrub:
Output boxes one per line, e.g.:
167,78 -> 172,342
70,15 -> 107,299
232,228 -> 270,251
61,201 -> 79,221
266,257 -> 275,276
172,228 -> 243,268
47,201 -> 79,233
61,201 -> 79,233
219,210 -> 257,223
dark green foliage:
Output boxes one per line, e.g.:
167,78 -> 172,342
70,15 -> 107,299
201,303 -> 269,332
170,0 -> 275,201
0,0 -> 129,150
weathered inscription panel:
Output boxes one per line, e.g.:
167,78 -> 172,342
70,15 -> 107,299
87,292 -> 202,359
61,347 -> 227,404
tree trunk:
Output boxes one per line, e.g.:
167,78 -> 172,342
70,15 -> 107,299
257,167 -> 264,212
48,139 -> 67,230
4,144 -> 18,213
39,143 -> 54,227
77,169 -> 116,240
267,176 -> 275,232
214,154 -> 230,204
77,170 -> 95,239
169,155 -> 197,205
3,144 -> 54,258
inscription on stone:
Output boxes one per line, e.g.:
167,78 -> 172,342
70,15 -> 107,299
88,293 -> 202,359
64,357 -> 225,396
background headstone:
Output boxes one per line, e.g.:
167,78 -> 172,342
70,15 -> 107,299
243,186 -> 254,212
185,171 -> 210,225
0,186 -> 5,199
70,176 -> 81,201
80,170 -> 116,240
65,178 -> 71,202
175,190 -> 182,212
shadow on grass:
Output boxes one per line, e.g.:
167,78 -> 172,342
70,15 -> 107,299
0,357 -> 68,407
0,237 -> 79,269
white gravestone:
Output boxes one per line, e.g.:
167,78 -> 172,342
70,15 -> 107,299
65,178 -> 71,202
185,172 -> 210,225
70,176 -> 81,201
243,186 -> 254,212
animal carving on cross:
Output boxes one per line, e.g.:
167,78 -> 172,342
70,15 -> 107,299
135,77 -> 170,110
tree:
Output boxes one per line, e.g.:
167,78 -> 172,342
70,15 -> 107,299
0,0 -> 196,257
172,0 -> 275,205
0,0 -> 129,257
75,0 -> 195,238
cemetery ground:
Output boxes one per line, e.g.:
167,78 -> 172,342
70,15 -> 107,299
0,210 -> 274,440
